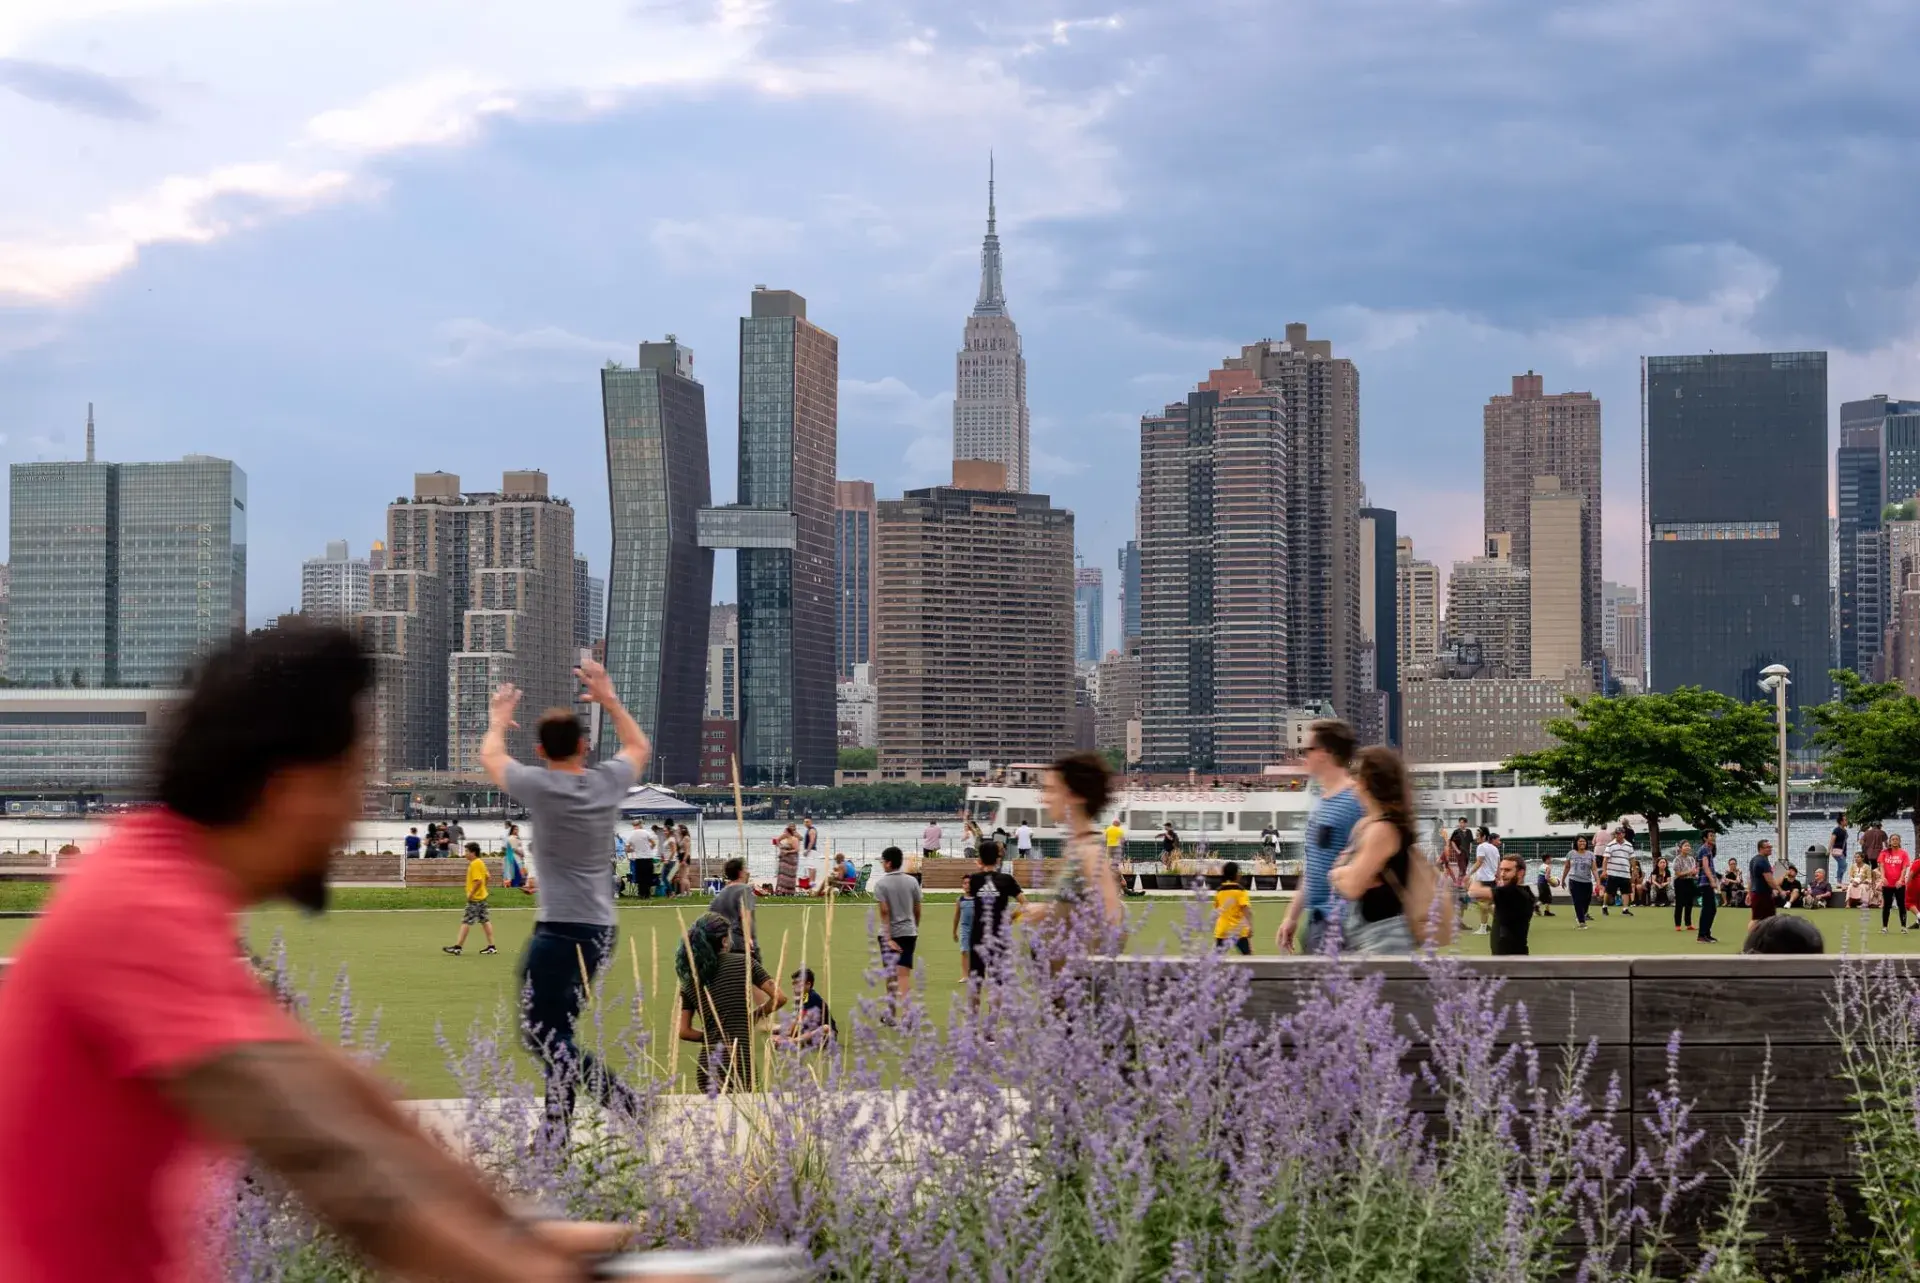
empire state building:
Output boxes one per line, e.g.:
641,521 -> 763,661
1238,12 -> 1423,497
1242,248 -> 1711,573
953,161 -> 1030,492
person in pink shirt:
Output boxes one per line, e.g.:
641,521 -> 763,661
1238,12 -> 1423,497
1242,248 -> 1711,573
1879,833 -> 1912,934
0,627 -> 624,1283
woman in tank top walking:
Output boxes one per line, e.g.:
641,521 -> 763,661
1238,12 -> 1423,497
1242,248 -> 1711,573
1328,746 -> 1418,954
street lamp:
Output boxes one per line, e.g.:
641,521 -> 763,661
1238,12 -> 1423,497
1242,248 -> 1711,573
1759,664 -> 1791,865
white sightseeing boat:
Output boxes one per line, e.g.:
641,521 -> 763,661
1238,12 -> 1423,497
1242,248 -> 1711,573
964,761 -> 1602,863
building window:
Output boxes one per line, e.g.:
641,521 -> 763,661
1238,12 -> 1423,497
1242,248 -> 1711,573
1652,521 -> 1780,541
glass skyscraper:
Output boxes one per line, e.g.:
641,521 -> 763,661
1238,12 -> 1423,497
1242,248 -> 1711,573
1117,540 -> 1141,646
1074,566 -> 1104,663
602,340 -> 713,785
8,453 -> 244,688
1645,352 -> 1831,730
699,289 -> 839,786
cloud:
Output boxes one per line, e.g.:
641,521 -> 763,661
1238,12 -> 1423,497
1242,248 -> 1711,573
0,57 -> 156,121
649,215 -> 805,275
0,164 -> 363,300
430,319 -> 630,381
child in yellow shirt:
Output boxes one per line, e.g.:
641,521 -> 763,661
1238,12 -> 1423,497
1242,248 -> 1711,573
443,842 -> 498,956
1212,860 -> 1253,955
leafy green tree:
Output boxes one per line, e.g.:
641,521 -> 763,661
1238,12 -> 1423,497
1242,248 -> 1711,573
1504,687 -> 1777,858
837,747 -> 878,770
1803,669 -> 1920,824
1100,747 -> 1127,773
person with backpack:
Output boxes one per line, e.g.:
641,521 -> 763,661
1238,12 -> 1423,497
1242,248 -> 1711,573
1328,746 -> 1421,954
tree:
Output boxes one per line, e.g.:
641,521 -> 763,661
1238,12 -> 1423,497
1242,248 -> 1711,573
1504,687 -> 1777,859
1100,747 -> 1127,773
1803,670 -> 1920,824
837,747 -> 877,770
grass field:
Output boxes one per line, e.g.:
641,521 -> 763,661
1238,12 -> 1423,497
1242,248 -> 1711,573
2,885 -> 1912,1097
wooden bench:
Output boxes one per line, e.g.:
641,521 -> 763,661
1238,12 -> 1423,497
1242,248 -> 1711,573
1141,954 -> 1904,1275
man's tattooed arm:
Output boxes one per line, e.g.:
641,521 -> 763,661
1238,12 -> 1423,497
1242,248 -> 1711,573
161,1040 -> 585,1282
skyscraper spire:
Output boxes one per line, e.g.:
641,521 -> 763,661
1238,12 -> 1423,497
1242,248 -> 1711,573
85,402 -> 94,463
974,154 -> 1006,317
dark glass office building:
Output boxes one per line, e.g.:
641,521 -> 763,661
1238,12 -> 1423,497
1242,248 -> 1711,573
602,340 -> 713,784
699,289 -> 838,786
1360,505 -> 1399,744
1645,352 -> 1831,732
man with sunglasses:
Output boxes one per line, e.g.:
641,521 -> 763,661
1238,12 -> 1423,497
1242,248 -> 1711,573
1278,719 -> 1364,955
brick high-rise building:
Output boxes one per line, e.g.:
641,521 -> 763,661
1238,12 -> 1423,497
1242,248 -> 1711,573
1446,534 -> 1530,678
875,466 -> 1074,772
603,338 -> 713,784
445,472 -> 575,774
1139,368 -> 1289,771
835,480 -> 876,677
698,287 -> 838,785
1483,372 -> 1602,665
359,472 -> 574,777
1214,325 -> 1363,721
1397,537 -> 1441,681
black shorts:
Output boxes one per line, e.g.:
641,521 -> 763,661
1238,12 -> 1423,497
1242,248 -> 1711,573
883,934 -> 918,969
1605,875 -> 1631,898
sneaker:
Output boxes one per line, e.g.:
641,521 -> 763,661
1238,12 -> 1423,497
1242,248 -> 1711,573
442,945 -> 462,955
1675,925 -> 1685,932
1622,909 -> 1634,917
1602,907 -> 1609,916
480,945 -> 498,955
1699,935 -> 1719,944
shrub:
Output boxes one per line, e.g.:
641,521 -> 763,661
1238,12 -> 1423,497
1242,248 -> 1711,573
217,914 -> 1788,1281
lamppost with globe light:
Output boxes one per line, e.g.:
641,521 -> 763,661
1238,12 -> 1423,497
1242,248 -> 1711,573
1759,664 -> 1791,865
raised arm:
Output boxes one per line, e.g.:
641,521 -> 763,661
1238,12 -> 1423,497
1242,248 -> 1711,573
162,1039 -> 617,1282
576,657 -> 651,775
479,684 -> 522,792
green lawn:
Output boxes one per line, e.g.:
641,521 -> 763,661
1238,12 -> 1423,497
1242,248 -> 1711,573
0,889 -> 1909,1097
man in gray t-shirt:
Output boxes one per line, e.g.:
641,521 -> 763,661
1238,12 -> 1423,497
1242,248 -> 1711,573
870,846 -> 923,1008
481,657 -> 650,1138
709,858 -> 757,956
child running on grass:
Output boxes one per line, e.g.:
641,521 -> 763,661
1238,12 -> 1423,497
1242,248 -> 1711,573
442,842 -> 497,956
1212,860 -> 1253,955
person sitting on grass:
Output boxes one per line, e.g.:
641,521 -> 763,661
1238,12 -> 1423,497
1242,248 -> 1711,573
1846,855 -> 1873,908
1212,861 -> 1254,955
442,842 -> 497,956
1628,856 -> 1648,908
1743,914 -> 1824,954
771,966 -> 836,1054
1777,863 -> 1806,909
1720,858 -> 1746,908
1808,867 -> 1832,908
1649,856 -> 1672,907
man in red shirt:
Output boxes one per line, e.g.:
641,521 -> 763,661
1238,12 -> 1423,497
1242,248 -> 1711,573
0,626 -> 624,1282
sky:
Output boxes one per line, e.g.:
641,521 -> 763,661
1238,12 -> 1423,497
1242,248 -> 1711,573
3,0 -> 1920,638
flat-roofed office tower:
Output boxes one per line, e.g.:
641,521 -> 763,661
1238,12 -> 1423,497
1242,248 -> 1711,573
8,417 -> 245,688
1528,477 -> 1585,681
953,160 -> 1030,491
602,338 -> 714,783
835,480 -> 876,677
698,288 -> 839,785
1645,352 -> 1832,732
876,465 -> 1073,771
1483,372 -> 1602,665
1139,367 -> 1289,771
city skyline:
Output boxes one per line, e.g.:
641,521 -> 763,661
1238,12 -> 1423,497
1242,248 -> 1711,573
11,5 -> 1920,652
